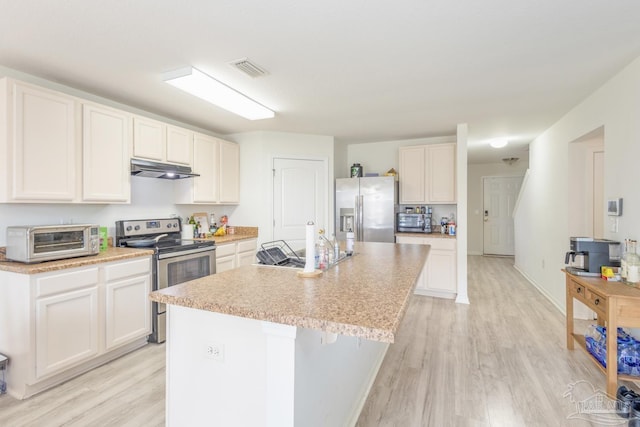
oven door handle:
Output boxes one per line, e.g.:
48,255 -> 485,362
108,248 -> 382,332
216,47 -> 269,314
157,245 -> 216,259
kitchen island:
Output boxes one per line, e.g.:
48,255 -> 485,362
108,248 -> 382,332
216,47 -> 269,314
150,241 -> 429,427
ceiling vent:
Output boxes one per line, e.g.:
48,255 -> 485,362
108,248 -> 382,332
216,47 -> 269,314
228,58 -> 269,78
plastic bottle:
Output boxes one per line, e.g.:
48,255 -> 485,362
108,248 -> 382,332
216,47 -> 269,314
346,229 -> 355,255
627,240 -> 640,284
621,239 -> 629,282
318,232 -> 326,269
332,233 -> 340,262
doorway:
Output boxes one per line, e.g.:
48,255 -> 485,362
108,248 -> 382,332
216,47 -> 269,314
567,128 -> 605,238
568,127 -> 604,320
272,157 -> 328,250
483,176 -> 523,255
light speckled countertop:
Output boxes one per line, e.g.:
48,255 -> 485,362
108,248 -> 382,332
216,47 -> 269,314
396,232 -> 457,239
150,241 -> 429,343
0,247 -> 154,274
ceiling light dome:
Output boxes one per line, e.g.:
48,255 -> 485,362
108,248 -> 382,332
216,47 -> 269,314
489,138 -> 508,148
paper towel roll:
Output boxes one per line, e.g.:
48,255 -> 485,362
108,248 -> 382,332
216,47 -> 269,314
182,224 -> 194,240
304,221 -> 315,273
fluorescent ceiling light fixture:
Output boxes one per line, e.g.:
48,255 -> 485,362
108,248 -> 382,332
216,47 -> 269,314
489,138 -> 508,148
163,66 -> 275,120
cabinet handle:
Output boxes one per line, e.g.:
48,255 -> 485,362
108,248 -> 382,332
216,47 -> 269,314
577,287 -> 582,294
594,298 -> 600,305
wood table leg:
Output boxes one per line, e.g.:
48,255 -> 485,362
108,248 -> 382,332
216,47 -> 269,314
566,276 -> 574,350
606,299 -> 617,398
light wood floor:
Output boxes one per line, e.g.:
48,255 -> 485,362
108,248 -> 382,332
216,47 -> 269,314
0,256 -> 623,426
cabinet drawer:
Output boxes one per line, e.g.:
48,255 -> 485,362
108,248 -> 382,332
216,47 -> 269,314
586,289 -> 607,314
424,238 -> 456,251
569,280 -> 588,303
396,236 -> 427,245
36,267 -> 99,298
237,239 -> 257,253
216,243 -> 236,257
104,257 -> 151,282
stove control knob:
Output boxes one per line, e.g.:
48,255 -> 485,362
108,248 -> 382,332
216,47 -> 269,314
167,224 -> 172,229
126,226 -> 132,231
173,223 -> 178,228
134,225 -> 140,231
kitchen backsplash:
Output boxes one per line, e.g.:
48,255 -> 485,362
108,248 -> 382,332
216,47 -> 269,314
0,178 -> 238,246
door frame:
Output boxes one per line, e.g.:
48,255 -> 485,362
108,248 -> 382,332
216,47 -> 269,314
481,174 -> 523,256
270,154 -> 331,243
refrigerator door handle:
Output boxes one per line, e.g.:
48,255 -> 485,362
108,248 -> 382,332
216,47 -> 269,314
358,195 -> 364,241
354,195 -> 359,240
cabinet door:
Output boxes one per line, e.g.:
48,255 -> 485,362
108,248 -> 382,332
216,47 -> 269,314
219,140 -> 240,204
192,134 -> 219,203
12,82 -> 77,201
399,146 -> 426,204
133,117 -> 166,161
426,249 -> 457,293
167,125 -> 192,166
428,143 -> 456,203
35,286 -> 99,379
105,274 -> 151,350
216,255 -> 236,273
82,104 -> 131,202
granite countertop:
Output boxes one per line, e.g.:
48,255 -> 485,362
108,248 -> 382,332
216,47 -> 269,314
150,241 -> 429,343
396,231 -> 457,239
0,247 -> 154,274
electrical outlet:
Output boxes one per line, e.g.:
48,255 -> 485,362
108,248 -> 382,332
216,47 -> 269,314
204,343 -> 224,362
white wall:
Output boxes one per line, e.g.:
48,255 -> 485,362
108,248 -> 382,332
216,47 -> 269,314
514,54 -> 640,312
0,179 -> 236,246
225,131 -> 335,246
467,161 -> 528,255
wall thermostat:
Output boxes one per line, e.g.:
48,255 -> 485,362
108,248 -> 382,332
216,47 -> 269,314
608,198 -> 623,216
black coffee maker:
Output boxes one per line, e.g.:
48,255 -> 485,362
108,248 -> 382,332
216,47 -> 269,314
565,237 -> 621,276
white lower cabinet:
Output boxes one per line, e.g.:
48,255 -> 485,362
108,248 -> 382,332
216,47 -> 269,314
396,235 -> 457,299
216,239 -> 257,273
0,255 -> 152,399
104,258 -> 152,350
35,282 -> 100,379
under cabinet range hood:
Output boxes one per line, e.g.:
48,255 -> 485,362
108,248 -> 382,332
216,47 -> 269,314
130,159 -> 200,179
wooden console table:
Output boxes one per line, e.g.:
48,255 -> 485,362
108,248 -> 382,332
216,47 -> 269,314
565,270 -> 640,396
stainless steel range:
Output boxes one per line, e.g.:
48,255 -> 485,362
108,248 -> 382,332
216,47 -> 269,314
115,218 -> 216,343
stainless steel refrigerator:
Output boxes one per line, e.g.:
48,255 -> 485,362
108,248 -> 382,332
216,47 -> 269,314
335,176 -> 397,243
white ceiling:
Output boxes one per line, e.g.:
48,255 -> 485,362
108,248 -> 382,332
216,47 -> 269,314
2,1 -> 640,164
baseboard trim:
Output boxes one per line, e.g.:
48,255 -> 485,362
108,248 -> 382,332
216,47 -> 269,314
513,263 -> 566,316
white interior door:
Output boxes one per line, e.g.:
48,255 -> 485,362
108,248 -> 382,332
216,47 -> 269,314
273,158 -> 327,250
483,176 -> 522,255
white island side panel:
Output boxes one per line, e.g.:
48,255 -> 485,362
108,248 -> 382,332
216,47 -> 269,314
166,304 -> 388,427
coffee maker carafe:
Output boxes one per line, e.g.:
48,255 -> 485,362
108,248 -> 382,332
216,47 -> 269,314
565,237 -> 621,276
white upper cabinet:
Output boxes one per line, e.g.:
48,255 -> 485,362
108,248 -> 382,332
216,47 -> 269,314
0,79 -> 78,202
428,143 -> 456,203
166,125 -> 193,165
219,140 -> 240,204
133,117 -> 165,161
175,133 -> 240,205
192,133 -> 220,203
399,143 -> 456,204
82,103 -> 132,202
133,117 -> 192,166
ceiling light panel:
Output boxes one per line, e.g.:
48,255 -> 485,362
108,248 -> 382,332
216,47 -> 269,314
163,66 -> 274,120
